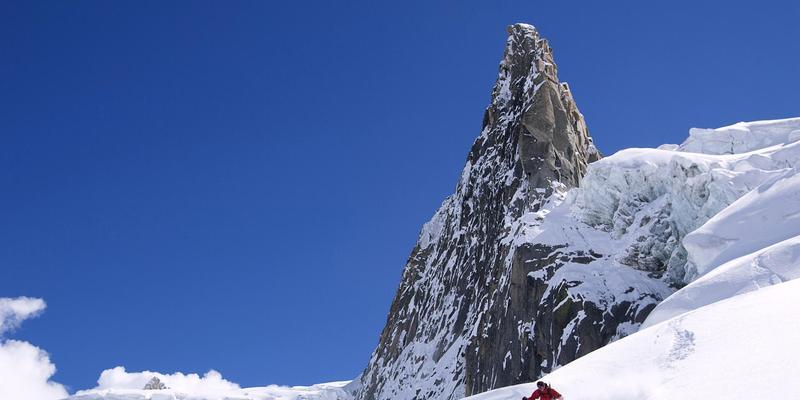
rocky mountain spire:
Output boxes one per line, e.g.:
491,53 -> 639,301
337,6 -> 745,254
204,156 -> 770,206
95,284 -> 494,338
350,24 -> 602,400
488,24 -> 600,194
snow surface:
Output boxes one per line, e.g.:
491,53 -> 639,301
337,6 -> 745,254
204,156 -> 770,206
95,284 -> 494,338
641,119 -> 800,326
678,117 -> 800,155
643,234 -> 800,328
463,278 -> 800,400
682,166 -> 800,280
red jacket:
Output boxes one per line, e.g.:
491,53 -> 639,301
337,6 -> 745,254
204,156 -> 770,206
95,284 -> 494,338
528,386 -> 561,400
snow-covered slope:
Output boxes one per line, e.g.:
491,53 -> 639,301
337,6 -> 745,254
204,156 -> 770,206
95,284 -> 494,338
643,233 -> 800,328
682,166 -> 800,280
463,277 -> 800,400
636,119 -> 800,327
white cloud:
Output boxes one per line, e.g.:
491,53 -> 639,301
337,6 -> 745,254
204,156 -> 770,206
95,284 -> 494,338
0,297 -> 68,400
0,339 -> 69,400
76,367 -> 353,400
91,366 -> 240,394
0,297 -> 46,334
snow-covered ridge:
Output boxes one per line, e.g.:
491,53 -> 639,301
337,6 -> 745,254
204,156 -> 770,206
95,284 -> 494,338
681,165 -> 800,279
643,232 -> 800,329
574,117 -> 800,283
678,117 -> 800,154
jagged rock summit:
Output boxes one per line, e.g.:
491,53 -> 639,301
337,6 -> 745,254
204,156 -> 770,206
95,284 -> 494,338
142,376 -> 167,390
349,23 -> 620,400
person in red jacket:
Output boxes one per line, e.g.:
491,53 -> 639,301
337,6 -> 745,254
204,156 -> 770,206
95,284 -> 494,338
522,381 -> 562,400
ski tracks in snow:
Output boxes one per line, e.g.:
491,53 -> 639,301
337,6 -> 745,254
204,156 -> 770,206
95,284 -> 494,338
660,321 -> 696,370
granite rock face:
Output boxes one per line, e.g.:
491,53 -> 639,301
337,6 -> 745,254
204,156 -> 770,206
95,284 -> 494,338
347,24 -> 668,400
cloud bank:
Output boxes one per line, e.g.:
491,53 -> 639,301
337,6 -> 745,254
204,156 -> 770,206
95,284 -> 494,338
0,297 -> 68,400
74,367 -> 352,400
0,297 -> 344,400
92,366 -> 241,393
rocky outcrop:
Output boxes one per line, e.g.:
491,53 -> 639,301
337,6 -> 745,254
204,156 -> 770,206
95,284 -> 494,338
348,24 -> 663,400
142,377 -> 167,390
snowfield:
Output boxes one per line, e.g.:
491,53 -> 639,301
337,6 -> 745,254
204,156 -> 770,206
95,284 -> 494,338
643,230 -> 800,328
463,278 -> 800,400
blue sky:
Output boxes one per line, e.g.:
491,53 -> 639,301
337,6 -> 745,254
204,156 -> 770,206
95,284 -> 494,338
1,0 -> 798,392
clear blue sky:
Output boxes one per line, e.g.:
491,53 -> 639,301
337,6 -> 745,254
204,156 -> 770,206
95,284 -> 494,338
1,0 -> 798,393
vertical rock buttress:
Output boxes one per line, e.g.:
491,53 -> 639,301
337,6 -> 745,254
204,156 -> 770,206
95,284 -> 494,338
352,24 -> 604,400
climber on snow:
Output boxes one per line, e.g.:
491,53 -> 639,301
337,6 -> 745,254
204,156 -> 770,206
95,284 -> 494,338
522,381 -> 562,400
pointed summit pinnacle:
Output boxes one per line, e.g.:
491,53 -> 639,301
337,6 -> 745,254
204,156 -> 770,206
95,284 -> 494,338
352,24 -> 601,400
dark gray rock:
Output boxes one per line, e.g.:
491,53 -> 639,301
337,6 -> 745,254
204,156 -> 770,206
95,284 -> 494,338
143,376 -> 167,390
